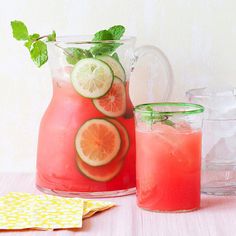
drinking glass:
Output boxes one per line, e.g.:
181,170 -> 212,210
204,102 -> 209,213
134,103 -> 204,212
187,88 -> 236,195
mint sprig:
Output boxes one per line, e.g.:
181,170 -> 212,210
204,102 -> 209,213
66,25 -> 125,64
11,20 -> 56,67
141,106 -> 175,127
11,20 -> 125,67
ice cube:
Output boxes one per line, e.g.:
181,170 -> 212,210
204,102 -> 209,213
205,133 -> 236,164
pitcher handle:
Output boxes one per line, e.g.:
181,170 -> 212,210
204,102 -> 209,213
131,45 -> 174,104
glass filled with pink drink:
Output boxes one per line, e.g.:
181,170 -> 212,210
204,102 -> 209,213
134,103 -> 204,212
36,36 -> 173,197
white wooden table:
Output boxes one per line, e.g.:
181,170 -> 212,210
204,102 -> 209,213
1,173 -> 236,236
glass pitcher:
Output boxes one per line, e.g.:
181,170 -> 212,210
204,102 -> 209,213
36,36 -> 173,197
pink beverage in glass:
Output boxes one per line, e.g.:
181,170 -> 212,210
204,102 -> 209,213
135,103 -> 204,212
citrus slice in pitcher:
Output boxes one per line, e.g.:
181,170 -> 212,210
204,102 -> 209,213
93,77 -> 126,117
75,118 -> 121,166
106,118 -> 129,158
76,155 -> 124,182
71,58 -> 114,98
96,55 -> 126,82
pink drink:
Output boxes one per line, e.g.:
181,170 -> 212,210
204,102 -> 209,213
37,79 -> 136,194
136,123 -> 202,212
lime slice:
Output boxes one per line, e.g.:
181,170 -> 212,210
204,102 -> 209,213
71,58 -> 114,98
75,119 -> 121,166
96,55 -> 126,82
93,77 -> 126,117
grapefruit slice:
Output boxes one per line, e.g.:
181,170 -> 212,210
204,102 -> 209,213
97,55 -> 126,82
76,155 -> 124,182
93,77 -> 126,117
75,119 -> 121,166
71,58 -> 114,98
75,119 -> 129,182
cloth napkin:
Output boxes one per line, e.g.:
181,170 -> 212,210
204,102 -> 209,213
0,192 -> 115,230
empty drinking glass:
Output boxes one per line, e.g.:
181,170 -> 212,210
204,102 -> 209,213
187,88 -> 236,195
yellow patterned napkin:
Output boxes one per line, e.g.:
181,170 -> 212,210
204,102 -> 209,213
0,192 -> 115,230
83,199 -> 115,219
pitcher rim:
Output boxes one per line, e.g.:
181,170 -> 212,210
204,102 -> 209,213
50,35 -> 136,45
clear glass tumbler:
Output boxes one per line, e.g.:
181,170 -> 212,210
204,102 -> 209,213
134,103 -> 204,212
187,88 -> 236,195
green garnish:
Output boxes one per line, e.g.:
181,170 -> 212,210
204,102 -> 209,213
11,20 -> 125,67
11,20 -> 56,67
11,20 -> 29,40
65,48 -> 93,65
90,25 -> 125,56
141,105 -> 175,127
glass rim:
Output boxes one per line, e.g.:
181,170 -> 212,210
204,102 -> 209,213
134,102 -> 204,115
186,87 -> 236,98
49,35 -> 136,46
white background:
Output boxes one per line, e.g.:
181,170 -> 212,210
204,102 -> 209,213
0,0 -> 236,172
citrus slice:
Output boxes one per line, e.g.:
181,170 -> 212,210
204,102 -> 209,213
96,55 -> 126,82
76,155 -> 123,182
106,119 -> 129,159
93,77 -> 126,117
71,58 -> 114,98
75,119 -> 121,166
75,119 -> 129,182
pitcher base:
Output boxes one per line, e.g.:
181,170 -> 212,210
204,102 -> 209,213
36,185 -> 136,198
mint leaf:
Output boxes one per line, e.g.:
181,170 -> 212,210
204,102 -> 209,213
24,41 -> 33,51
90,26 -> 125,56
141,105 -> 175,127
30,41 -> 48,67
90,30 -> 114,56
47,30 -> 56,42
29,33 -> 40,40
108,25 -> 125,40
65,48 -> 92,65
93,30 -> 113,41
90,43 -> 119,56
11,20 -> 29,40
24,34 -> 40,51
